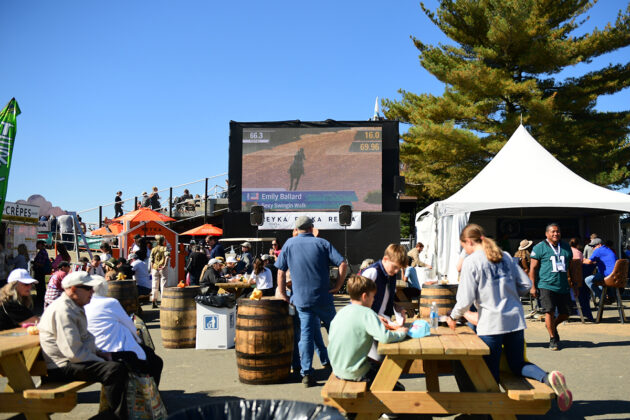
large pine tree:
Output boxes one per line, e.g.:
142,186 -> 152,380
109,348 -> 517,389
384,0 -> 630,201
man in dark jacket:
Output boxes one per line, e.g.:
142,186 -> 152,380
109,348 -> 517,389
200,259 -> 224,295
186,246 -> 208,285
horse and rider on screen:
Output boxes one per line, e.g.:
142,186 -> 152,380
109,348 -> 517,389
288,148 -> 305,191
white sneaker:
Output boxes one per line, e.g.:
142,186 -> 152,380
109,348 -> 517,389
548,371 -> 572,412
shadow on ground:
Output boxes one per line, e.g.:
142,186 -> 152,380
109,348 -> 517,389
527,340 -> 630,349
517,399 -> 630,419
161,391 -> 242,415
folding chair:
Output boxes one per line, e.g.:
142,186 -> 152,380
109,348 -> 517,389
595,259 -> 628,323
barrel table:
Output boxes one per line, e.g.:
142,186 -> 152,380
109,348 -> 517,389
107,280 -> 139,315
235,297 -> 293,384
419,283 -> 458,319
160,286 -> 201,349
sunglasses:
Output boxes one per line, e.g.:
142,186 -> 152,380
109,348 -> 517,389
76,285 -> 93,291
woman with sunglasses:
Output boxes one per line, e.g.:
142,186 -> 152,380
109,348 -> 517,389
269,240 -> 281,258
0,269 -> 40,331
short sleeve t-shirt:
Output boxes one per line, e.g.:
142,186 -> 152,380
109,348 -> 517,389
530,240 -> 572,293
590,246 -> 617,277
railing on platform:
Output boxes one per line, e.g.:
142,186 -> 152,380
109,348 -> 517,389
77,173 -> 228,232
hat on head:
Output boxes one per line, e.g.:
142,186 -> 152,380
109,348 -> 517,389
8,269 -> 38,285
226,256 -> 237,264
240,241 -> 251,248
215,256 -> 225,262
518,240 -> 533,251
261,254 -> 270,261
142,191 -> 147,195
589,238 -> 603,246
295,215 -> 313,230
209,258 -> 223,266
62,271 -> 101,289
105,258 -> 117,269
128,253 -> 137,260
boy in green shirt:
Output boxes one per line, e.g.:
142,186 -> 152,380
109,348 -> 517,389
328,275 -> 408,382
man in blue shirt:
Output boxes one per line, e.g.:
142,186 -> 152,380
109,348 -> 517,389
583,238 -> 617,300
276,216 -> 348,387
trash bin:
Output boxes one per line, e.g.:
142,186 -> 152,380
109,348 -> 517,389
167,399 -> 344,420
196,302 -> 236,349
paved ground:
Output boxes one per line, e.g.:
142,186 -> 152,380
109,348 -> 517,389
2,296 -> 629,419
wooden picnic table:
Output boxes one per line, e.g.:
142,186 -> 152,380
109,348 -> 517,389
0,328 -> 51,419
0,328 -> 96,419
322,325 -> 553,420
215,281 -> 252,298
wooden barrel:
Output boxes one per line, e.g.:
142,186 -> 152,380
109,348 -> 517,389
107,280 -> 139,315
235,297 -> 293,384
160,286 -> 200,349
419,284 -> 458,319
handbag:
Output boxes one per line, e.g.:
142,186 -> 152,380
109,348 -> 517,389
126,373 -> 168,419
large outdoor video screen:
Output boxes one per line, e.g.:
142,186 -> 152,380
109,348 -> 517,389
240,126 -> 382,211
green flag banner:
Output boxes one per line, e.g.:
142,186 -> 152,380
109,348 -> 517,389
0,98 -> 21,225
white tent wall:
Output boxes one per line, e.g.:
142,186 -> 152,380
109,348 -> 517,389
415,208 -> 469,282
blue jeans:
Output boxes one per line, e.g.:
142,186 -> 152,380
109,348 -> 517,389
292,312 -> 329,373
585,273 -> 604,299
295,302 -> 337,376
479,329 -> 547,384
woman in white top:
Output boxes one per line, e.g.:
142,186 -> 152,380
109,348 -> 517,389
447,224 -> 572,412
85,277 -> 163,385
248,258 -> 274,296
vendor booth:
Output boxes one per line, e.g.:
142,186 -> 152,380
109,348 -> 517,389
118,220 -> 179,287
416,125 -> 630,281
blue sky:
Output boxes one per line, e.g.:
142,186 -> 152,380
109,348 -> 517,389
1,1 -> 628,223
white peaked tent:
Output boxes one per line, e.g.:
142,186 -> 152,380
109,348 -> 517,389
416,125 -> 630,281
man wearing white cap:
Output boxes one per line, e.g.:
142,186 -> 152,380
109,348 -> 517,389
276,215 -> 348,387
38,271 -> 129,419
0,269 -> 40,330
200,258 -> 224,294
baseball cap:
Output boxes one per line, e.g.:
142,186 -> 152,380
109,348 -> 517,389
589,238 -> 603,246
241,241 -> 251,248
128,253 -> 137,260
8,269 -> 38,285
209,258 -> 223,265
261,254 -> 270,261
62,271 -> 102,289
295,215 -> 313,230
226,256 -> 237,263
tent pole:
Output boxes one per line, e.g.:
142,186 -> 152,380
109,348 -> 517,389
433,204 -> 439,278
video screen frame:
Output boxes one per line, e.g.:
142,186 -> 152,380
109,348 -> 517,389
228,120 -> 400,213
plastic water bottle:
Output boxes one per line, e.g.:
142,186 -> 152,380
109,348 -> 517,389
430,301 -> 439,331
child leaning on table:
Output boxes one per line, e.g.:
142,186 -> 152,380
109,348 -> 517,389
328,275 -> 408,383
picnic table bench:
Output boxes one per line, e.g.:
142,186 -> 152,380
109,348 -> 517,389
0,328 -> 96,420
322,325 -> 554,420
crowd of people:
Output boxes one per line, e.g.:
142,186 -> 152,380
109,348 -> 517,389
4,213 -> 627,417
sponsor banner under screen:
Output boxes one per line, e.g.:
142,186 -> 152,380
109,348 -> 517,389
243,190 -> 358,210
257,211 -> 361,230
